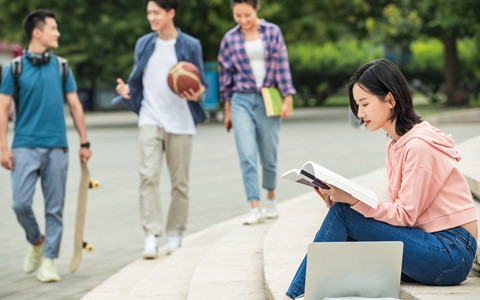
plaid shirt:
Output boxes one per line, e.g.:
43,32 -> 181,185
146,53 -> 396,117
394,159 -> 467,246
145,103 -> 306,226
218,19 -> 296,102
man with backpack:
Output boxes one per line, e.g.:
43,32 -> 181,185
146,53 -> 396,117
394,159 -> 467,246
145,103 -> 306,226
0,9 -> 92,282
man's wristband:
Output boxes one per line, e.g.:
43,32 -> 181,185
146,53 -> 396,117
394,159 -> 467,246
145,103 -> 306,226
80,142 -> 90,149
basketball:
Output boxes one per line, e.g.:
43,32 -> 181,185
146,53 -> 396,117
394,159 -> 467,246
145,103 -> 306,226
167,61 -> 202,96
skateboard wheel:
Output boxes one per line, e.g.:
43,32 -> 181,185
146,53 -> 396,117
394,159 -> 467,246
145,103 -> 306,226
83,241 -> 94,252
89,179 -> 100,189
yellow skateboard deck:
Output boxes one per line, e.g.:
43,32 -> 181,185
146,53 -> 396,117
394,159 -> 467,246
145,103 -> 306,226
70,160 -> 99,273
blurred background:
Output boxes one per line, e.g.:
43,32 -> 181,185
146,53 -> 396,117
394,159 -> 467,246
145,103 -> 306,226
1,0 -> 479,113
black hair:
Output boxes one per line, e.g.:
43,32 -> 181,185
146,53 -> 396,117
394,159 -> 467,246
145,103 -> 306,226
23,9 -> 56,42
230,0 -> 259,9
146,0 -> 179,12
348,59 -> 422,137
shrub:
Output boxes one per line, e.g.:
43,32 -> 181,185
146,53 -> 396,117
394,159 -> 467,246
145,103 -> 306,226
288,38 -> 479,106
400,38 -> 480,103
288,40 -> 382,106
400,39 -> 444,102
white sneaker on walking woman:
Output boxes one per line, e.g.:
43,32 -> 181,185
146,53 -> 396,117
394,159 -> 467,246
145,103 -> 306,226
264,199 -> 279,219
243,208 -> 265,225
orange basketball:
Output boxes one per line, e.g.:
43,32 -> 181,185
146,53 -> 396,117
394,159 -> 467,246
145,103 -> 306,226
167,61 -> 202,96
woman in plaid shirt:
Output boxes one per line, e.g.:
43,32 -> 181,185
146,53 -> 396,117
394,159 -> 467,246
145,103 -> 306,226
218,0 -> 296,225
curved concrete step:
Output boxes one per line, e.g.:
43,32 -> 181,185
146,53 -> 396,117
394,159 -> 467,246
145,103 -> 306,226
458,135 -> 480,198
263,192 -> 328,300
82,216 -> 241,299
187,216 -> 274,299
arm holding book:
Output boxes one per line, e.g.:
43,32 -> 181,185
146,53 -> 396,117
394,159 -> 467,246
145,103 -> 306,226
314,184 -> 359,208
281,94 -> 293,118
281,161 -> 379,209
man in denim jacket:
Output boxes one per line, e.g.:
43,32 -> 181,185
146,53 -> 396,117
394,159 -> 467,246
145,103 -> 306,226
114,0 -> 207,258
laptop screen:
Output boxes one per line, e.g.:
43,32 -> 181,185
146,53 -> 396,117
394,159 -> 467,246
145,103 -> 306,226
305,241 -> 403,300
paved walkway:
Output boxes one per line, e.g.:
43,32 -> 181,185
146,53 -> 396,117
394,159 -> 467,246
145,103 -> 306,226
0,106 -> 479,299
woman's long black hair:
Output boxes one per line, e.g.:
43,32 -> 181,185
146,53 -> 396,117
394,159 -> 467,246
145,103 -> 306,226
348,59 -> 422,137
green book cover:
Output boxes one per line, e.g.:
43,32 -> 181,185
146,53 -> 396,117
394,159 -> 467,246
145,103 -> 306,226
261,87 -> 293,116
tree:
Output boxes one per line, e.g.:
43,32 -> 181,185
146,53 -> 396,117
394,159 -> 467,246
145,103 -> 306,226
174,0 -> 232,62
367,0 -> 480,106
416,0 -> 480,106
1,0 -> 478,108
0,0 -> 147,90
259,0 -> 389,43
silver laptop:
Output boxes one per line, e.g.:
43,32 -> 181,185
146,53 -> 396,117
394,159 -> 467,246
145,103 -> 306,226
304,241 -> 403,300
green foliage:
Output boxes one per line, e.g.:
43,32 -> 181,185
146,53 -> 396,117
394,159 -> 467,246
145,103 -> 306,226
366,2 -> 422,46
0,0 -> 147,89
290,38 -> 479,107
367,0 -> 480,105
458,39 -> 480,83
174,0 -> 233,61
0,0 -> 478,108
400,38 -> 480,103
260,0 -> 387,43
288,40 -> 383,106
400,39 -> 444,102
415,0 -> 480,37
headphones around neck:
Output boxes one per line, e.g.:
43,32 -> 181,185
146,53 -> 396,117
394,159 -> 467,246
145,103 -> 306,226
25,49 -> 52,66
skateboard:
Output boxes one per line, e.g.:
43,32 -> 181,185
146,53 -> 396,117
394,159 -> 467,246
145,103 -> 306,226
70,160 -> 99,273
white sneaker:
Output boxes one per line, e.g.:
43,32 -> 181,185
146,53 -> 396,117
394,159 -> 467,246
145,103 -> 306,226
243,208 -> 265,225
23,242 -> 44,274
37,258 -> 61,282
264,199 -> 279,219
142,235 -> 158,259
166,232 -> 182,255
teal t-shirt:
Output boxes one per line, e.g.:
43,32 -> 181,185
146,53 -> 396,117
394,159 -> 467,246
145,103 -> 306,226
0,55 -> 77,148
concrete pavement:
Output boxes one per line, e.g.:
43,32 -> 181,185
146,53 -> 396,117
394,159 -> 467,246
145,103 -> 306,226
0,106 -> 479,299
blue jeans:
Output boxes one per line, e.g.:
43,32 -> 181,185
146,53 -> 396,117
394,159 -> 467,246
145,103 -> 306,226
231,92 -> 281,201
11,148 -> 69,258
286,203 -> 477,299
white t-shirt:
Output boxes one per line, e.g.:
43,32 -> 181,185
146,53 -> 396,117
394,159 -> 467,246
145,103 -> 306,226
245,38 -> 266,88
139,37 -> 196,135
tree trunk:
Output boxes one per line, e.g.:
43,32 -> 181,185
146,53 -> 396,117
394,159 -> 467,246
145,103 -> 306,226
443,34 -> 469,106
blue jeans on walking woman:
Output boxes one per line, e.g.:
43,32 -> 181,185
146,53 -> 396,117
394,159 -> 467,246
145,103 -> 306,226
231,92 -> 281,202
286,202 -> 478,299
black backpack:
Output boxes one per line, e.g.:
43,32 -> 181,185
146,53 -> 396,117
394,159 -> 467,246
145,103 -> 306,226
10,55 -> 69,112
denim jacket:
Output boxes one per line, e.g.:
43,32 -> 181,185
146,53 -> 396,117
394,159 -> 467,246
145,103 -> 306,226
112,29 -> 208,125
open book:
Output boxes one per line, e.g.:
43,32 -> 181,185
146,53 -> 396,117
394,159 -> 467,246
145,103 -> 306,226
281,161 -> 379,209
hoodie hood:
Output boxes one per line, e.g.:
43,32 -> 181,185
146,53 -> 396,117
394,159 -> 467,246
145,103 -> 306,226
392,121 -> 461,161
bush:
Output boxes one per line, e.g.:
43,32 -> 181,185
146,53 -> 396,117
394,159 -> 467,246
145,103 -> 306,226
400,38 -> 480,103
458,39 -> 480,100
288,38 -> 479,106
288,40 -> 383,106
400,39 -> 444,102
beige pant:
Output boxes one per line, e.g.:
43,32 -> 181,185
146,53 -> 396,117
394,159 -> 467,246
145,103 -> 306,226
138,125 -> 192,237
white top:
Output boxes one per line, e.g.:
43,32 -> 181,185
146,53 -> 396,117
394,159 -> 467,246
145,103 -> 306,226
139,37 -> 196,135
244,38 -> 266,88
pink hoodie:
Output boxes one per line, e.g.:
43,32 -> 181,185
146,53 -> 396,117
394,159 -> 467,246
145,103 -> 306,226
353,121 -> 477,233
